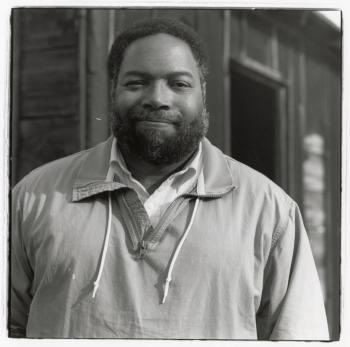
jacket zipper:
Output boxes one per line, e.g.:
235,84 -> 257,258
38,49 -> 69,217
121,194 -> 140,249
144,189 -> 230,246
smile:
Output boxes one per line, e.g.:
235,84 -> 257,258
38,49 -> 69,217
137,120 -> 174,128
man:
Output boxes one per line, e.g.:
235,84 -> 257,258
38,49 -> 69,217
10,18 -> 329,340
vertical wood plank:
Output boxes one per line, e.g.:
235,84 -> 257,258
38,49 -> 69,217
324,64 -> 341,340
276,87 -> 288,189
196,9 -> 225,152
86,9 -> 110,147
240,11 -> 247,61
271,26 -> 279,71
11,10 -> 21,185
114,9 -> 126,35
296,40 -> 306,207
78,9 -> 87,150
108,10 -> 116,50
286,42 -> 298,199
223,10 -> 231,156
230,10 -> 241,59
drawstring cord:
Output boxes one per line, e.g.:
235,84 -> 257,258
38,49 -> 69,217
91,169 -> 203,300
92,191 -> 112,298
161,198 -> 200,304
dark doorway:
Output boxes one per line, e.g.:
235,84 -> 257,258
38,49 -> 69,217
230,66 -> 283,185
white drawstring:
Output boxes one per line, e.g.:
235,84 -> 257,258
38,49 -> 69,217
161,198 -> 200,304
92,191 -> 113,298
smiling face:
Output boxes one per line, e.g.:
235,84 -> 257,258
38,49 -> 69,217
111,33 -> 208,165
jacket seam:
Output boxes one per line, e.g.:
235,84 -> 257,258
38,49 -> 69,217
265,198 -> 294,269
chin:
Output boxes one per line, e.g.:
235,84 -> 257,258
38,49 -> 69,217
136,127 -> 176,145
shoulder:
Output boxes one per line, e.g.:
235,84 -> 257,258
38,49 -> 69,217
225,153 -> 293,206
222,154 -> 301,251
201,137 -> 294,210
222,154 -> 297,237
12,148 -> 92,198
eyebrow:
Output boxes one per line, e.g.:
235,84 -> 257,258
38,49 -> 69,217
122,71 -> 195,79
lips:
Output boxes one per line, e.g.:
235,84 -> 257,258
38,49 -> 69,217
130,109 -> 181,123
140,119 -> 173,123
137,120 -> 175,128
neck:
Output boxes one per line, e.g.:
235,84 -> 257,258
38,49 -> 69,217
120,147 -> 198,194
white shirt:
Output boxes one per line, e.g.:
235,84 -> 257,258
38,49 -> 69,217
106,137 -> 203,227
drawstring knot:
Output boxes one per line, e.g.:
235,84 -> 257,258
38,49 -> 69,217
162,278 -> 172,304
92,281 -> 100,298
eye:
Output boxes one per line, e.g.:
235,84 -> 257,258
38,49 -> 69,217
170,80 -> 192,89
124,80 -> 147,89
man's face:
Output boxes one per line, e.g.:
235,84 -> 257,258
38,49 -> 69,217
111,33 -> 208,165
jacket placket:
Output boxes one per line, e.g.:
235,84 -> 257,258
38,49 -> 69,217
117,188 -> 197,259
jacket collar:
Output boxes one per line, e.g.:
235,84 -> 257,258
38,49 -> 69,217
72,137 -> 123,201
200,137 -> 237,196
72,136 -> 237,201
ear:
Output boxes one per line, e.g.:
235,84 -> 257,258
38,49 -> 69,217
109,81 -> 116,103
201,81 -> 207,104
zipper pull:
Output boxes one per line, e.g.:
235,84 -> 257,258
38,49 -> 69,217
136,240 -> 147,260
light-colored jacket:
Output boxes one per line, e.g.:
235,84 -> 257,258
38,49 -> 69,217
11,136 -> 329,339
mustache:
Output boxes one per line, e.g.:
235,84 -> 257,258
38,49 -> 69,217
127,109 -> 182,124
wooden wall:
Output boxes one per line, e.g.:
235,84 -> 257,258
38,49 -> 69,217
11,8 -> 341,339
11,8 -> 81,183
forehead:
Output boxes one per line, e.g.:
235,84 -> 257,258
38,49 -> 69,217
119,33 -> 200,78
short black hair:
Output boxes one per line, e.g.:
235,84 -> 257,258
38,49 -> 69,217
107,18 -> 209,90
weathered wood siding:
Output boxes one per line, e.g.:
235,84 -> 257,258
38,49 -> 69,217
11,8 -> 80,183
11,8 -> 341,339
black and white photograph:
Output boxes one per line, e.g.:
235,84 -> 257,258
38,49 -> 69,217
6,5 -> 343,342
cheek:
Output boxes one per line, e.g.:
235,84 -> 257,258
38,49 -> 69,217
113,91 -> 141,113
178,93 -> 204,120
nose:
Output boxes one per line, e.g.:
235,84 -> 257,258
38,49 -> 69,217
142,80 -> 171,110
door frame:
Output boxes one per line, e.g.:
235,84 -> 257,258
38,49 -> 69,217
229,58 -> 289,191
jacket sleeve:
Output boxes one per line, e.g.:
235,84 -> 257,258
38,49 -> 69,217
10,183 -> 33,337
256,201 -> 329,340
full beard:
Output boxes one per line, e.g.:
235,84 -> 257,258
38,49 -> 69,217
111,106 -> 209,165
